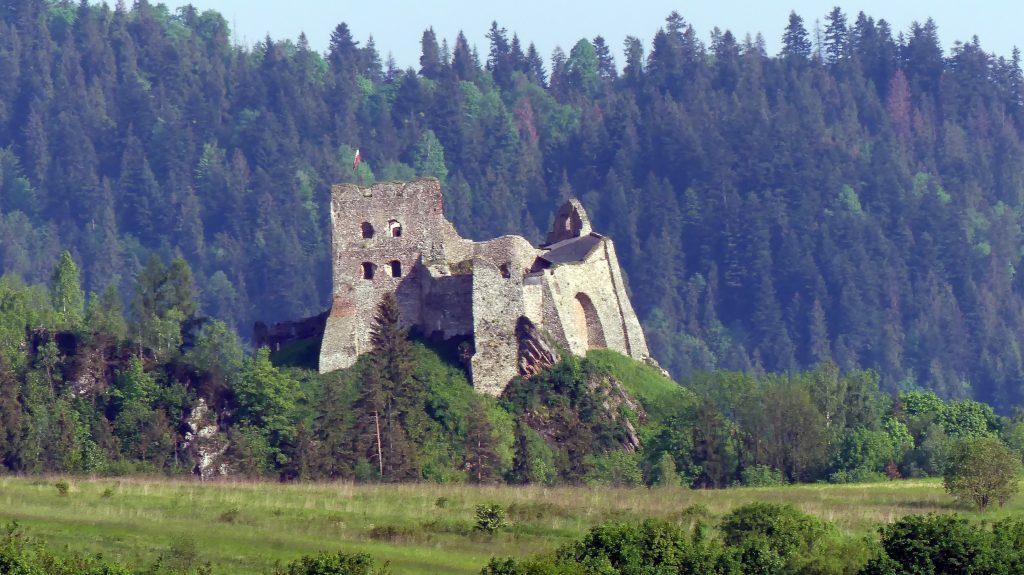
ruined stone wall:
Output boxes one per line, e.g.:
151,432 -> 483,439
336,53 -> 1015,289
419,272 -> 474,339
319,177 -> 652,396
538,237 -> 649,360
320,179 -> 448,373
470,257 -> 524,395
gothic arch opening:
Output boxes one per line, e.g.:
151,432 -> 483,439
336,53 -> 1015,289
573,292 -> 606,350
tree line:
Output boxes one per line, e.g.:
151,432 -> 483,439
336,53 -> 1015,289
3,250 -> 1024,492
1,2 -> 1024,405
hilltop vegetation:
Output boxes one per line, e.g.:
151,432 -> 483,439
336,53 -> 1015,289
1,2 -> 1024,404
2,255 -> 1024,492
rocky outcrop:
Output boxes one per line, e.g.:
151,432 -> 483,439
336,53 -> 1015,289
587,372 -> 644,453
516,316 -> 560,378
183,398 -> 229,479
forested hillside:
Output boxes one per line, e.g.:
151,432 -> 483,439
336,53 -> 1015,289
1,1 -> 1023,403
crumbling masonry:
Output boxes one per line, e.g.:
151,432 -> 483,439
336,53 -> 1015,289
318,178 -> 651,396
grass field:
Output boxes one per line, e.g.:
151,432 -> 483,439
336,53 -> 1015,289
0,476 -> 1019,574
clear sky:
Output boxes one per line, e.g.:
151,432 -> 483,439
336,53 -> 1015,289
157,0 -> 1021,65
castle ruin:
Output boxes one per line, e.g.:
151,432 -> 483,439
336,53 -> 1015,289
317,178 -> 651,396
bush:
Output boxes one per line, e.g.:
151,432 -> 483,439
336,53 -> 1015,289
943,436 -> 1021,509
474,504 -> 507,534
0,522 -> 134,574
828,468 -> 887,484
740,465 -> 785,487
719,502 -> 832,560
54,480 -> 70,496
367,525 -> 420,542
859,514 -> 989,575
649,452 -> 682,487
560,520 -> 733,574
274,551 -> 390,575
583,451 -> 643,487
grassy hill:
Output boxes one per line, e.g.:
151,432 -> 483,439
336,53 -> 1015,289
0,476 -> 1015,575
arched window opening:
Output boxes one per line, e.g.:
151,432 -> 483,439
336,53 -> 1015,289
361,262 -> 376,280
389,260 -> 402,278
573,293 -> 607,350
360,222 -> 375,239
388,219 -> 403,237
499,263 -> 511,279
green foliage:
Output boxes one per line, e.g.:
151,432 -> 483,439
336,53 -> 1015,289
943,436 -> 1021,509
234,348 -> 300,465
473,504 -> 507,534
411,130 -> 448,183
54,480 -> 69,496
50,252 -> 84,330
583,451 -> 643,487
740,465 -> 785,487
650,452 -> 681,487
274,551 -> 391,575
719,502 -> 834,561
860,514 -> 992,575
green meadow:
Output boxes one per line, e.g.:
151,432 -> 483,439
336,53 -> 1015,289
0,476 -> 1017,575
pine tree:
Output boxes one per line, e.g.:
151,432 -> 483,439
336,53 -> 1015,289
823,7 -> 849,64
781,11 -> 812,61
463,400 -> 499,483
451,31 -> 476,81
50,251 -> 84,330
353,293 -> 420,481
419,27 -> 442,79
592,35 -> 616,79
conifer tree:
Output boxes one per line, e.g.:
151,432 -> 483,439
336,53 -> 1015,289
50,251 -> 84,330
464,400 -> 499,483
781,11 -> 812,60
353,293 -> 420,481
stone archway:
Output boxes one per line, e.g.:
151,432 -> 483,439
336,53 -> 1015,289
573,293 -> 606,350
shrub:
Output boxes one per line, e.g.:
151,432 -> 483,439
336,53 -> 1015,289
474,504 -> 507,534
560,519 -> 733,574
583,451 -> 643,487
274,551 -> 391,575
54,480 -> 70,496
828,468 -> 887,484
649,452 -> 682,487
943,436 -> 1021,509
740,465 -> 786,487
367,525 -> 419,542
719,502 -> 832,560
859,514 -> 989,575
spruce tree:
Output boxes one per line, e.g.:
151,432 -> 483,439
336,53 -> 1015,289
463,400 -> 499,483
50,251 -> 84,330
353,293 -> 420,481
781,11 -> 812,60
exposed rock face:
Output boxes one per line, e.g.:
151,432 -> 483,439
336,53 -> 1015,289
588,373 -> 644,453
516,316 -> 559,378
318,178 -> 653,396
183,398 -> 229,479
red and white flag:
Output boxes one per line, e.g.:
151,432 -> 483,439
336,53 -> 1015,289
352,148 -> 361,172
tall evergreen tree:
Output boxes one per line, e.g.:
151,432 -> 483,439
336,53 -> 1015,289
50,251 -> 84,330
